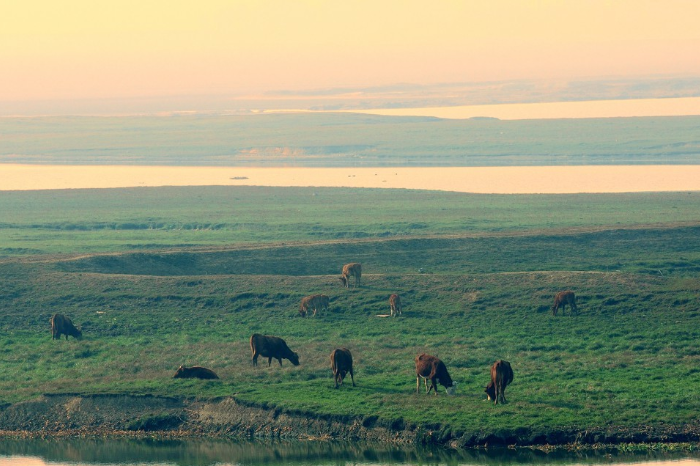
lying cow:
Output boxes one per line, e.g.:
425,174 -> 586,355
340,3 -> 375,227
173,365 -> 219,379
389,294 -> 402,317
330,348 -> 355,388
552,290 -> 577,316
485,359 -> 513,405
250,333 -> 300,367
50,313 -> 82,340
339,263 -> 362,288
415,353 -> 457,395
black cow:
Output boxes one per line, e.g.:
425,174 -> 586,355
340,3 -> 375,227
50,313 -> 82,340
330,348 -> 355,388
250,334 -> 300,367
173,365 -> 219,379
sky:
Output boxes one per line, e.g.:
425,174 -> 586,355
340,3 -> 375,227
2,0 -> 700,103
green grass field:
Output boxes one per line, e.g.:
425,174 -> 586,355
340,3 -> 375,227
1,186 -> 700,443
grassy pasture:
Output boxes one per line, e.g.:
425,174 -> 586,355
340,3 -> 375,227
1,186 -> 700,441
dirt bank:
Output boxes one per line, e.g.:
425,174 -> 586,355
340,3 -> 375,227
1,394 -> 699,449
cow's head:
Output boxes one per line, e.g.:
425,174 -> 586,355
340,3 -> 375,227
73,327 -> 83,339
484,381 -> 496,401
338,276 -> 348,287
445,381 -> 458,396
173,365 -> 185,378
289,352 -> 300,366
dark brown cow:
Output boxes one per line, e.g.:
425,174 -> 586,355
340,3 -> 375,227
485,359 -> 513,405
173,365 -> 219,379
389,294 -> 402,317
330,348 -> 355,388
300,294 -> 330,317
250,333 -> 300,367
50,313 -> 82,340
415,353 -> 457,395
339,263 -> 362,288
552,290 -> 577,316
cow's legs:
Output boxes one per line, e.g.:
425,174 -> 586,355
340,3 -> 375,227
252,353 -> 258,366
430,379 -> 438,395
349,369 -> 355,386
277,357 -> 283,366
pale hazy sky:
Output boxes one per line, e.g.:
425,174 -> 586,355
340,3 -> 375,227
2,0 -> 699,102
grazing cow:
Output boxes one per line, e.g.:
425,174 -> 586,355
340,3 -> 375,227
552,290 -> 577,316
389,294 -> 402,317
299,295 -> 313,317
415,353 -> 457,395
339,263 -> 362,288
300,294 -> 330,317
250,333 -> 300,367
485,359 -> 513,405
330,348 -> 355,388
173,365 -> 219,380
50,313 -> 82,340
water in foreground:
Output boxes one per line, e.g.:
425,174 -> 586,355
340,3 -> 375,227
0,439 -> 699,466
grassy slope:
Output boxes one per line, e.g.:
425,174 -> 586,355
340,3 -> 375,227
1,187 -> 700,440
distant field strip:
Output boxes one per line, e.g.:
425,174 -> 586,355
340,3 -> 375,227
1,114 -> 699,167
3,164 -> 700,193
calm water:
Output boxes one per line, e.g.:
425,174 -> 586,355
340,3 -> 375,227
0,439 -> 699,466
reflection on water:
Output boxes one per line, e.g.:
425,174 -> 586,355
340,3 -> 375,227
0,439 -> 700,466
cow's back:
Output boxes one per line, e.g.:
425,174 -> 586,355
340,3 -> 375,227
415,353 -> 440,378
331,348 -> 353,371
251,333 -> 285,356
491,360 -> 513,386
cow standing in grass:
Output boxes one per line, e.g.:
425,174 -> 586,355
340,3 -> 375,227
552,290 -> 577,316
173,365 -> 219,379
485,359 -> 513,405
389,294 -> 402,317
330,348 -> 355,388
339,263 -> 362,288
250,334 -> 300,367
415,353 -> 457,395
300,294 -> 330,317
50,313 -> 82,340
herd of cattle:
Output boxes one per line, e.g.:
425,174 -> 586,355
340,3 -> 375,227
49,262 -> 579,405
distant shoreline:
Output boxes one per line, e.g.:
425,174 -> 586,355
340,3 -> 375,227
339,96 -> 700,120
2,164 -> 700,194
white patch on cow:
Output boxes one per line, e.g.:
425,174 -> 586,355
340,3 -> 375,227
445,382 -> 458,396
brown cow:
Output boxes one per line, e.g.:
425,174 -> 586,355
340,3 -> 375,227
50,313 -> 82,340
389,294 -> 402,317
250,334 -> 300,367
300,294 -> 330,317
485,359 -> 513,405
415,353 -> 457,395
173,365 -> 219,379
552,290 -> 577,316
339,263 -> 362,288
330,348 -> 355,388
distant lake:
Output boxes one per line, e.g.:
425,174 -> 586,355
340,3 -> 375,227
339,97 -> 700,120
2,164 -> 700,193
1,438 -> 700,466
